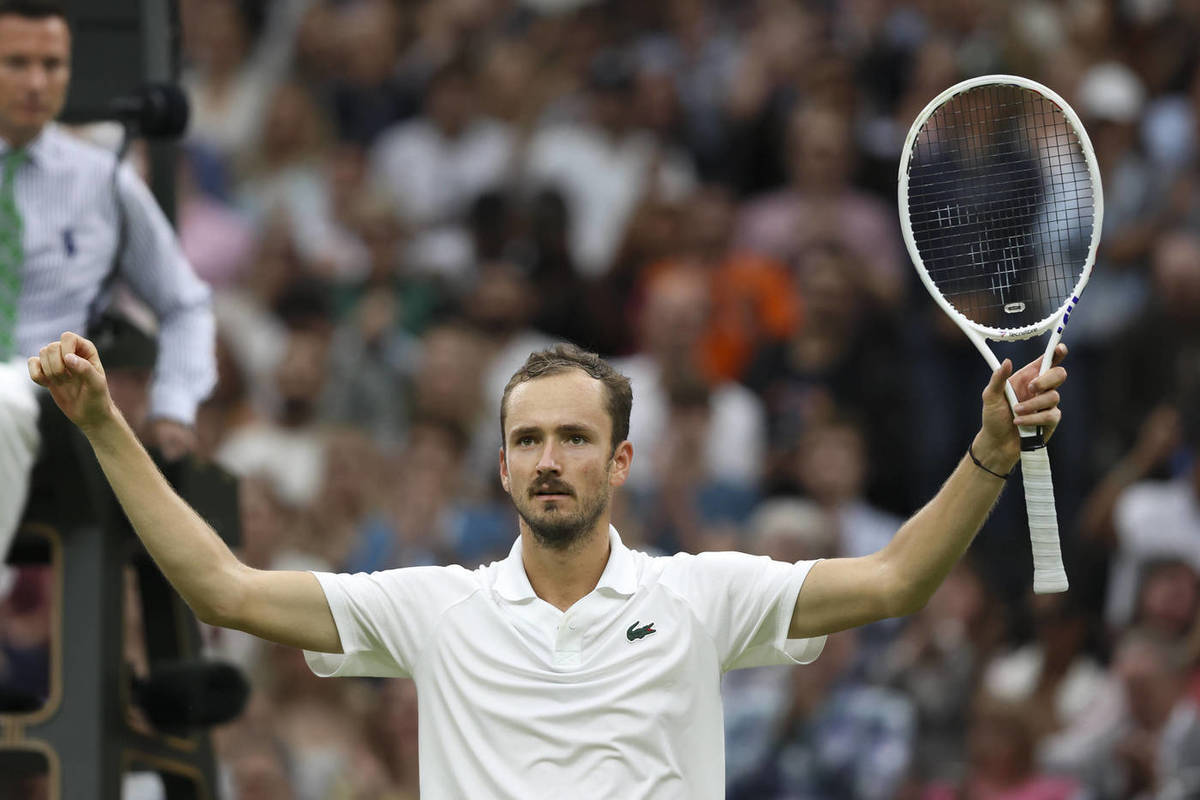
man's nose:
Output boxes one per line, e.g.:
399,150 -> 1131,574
27,65 -> 49,92
536,442 -> 561,473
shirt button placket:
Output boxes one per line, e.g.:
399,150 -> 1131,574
554,614 -> 582,667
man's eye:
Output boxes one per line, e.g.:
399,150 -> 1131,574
568,435 -> 586,445
517,436 -> 535,446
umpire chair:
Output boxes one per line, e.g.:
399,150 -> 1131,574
0,316 -> 242,800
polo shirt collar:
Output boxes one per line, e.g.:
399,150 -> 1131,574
494,525 -> 638,603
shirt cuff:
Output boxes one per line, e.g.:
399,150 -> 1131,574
727,559 -> 827,670
303,571 -> 357,678
778,559 -> 826,665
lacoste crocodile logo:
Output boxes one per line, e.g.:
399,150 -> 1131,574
626,621 -> 656,642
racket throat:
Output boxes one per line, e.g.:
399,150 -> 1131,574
1019,428 -> 1046,451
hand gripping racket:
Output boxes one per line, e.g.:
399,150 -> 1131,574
898,75 -> 1103,593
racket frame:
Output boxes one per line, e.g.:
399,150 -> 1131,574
897,74 -> 1104,411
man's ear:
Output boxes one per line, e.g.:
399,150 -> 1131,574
499,446 -> 510,493
609,440 -> 633,488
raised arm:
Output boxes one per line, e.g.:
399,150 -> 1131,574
29,332 -> 341,654
789,345 -> 1069,638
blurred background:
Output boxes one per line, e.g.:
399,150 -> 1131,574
6,0 -> 1200,797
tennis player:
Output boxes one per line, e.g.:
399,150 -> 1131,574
29,332 -> 1067,798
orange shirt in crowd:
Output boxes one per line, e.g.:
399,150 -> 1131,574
642,253 -> 801,382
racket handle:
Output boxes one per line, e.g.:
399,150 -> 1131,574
1020,447 -> 1069,593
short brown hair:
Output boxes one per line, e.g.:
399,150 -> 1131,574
501,343 -> 632,453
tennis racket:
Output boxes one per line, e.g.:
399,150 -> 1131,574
898,75 -> 1103,594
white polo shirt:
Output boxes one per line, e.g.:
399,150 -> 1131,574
304,527 -> 825,799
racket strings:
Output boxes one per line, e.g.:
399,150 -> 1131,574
1015,86 -> 1091,309
906,84 -> 1094,330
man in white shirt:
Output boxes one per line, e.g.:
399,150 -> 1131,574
524,51 -> 696,277
370,59 -> 513,279
0,1 -> 214,575
29,332 -> 1068,799
616,265 -> 765,491
1106,462 -> 1200,628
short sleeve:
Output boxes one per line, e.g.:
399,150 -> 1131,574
303,566 -> 476,679
663,552 -> 825,672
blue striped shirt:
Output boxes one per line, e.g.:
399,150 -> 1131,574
3,124 -> 215,424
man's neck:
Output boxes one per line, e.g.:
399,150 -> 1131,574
520,523 -> 611,612
0,124 -> 45,151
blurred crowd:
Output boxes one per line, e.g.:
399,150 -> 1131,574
4,0 -> 1200,797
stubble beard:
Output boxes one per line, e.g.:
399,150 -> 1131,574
513,486 -> 609,552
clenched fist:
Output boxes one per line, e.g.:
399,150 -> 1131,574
28,332 -> 116,433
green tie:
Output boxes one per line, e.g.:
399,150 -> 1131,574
0,148 -> 24,360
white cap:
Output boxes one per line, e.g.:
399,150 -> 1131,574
1076,61 -> 1146,123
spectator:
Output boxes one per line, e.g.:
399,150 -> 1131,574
327,0 -> 417,146
745,240 -> 910,509
225,735 -> 298,800
793,415 -> 902,559
1093,229 -> 1200,469
303,428 -> 391,570
342,416 -> 472,574
1063,61 -> 1157,347
746,497 -> 837,565
407,320 -> 489,461
216,327 -> 333,508
723,0 -> 822,195
279,143 -> 402,283
176,149 -> 258,290
736,104 -> 906,309
633,0 -> 742,178
1100,413 -> 1200,630
320,196 -> 451,446
234,81 -> 343,278
981,591 -> 1111,776
1106,628 -> 1200,799
640,183 -> 800,383
260,642 -> 378,800
1078,404 -> 1183,553
923,696 -> 1085,800
524,49 -> 697,277
727,629 -> 916,800
631,369 -> 759,555
180,0 -> 306,165
477,36 -> 551,140
194,331 -> 257,463
371,58 -> 514,280
1130,559 -> 1200,642
363,679 -> 422,799
516,189 -> 620,354
874,563 -> 1008,784
615,264 -> 767,491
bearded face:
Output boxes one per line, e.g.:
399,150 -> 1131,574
509,465 -> 611,551
500,370 -> 630,551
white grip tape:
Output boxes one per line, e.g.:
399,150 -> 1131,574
1020,447 -> 1068,593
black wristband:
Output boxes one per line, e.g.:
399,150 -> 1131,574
968,444 -> 1013,480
